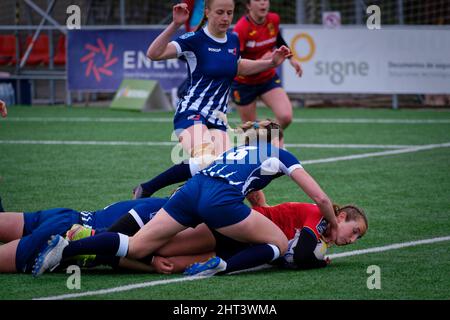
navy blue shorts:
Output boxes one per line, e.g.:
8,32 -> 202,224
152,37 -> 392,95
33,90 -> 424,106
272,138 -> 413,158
163,174 -> 251,229
16,208 -> 80,273
231,74 -> 282,106
173,111 -> 227,137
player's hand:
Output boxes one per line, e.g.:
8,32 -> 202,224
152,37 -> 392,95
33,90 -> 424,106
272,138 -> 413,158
0,99 -> 7,118
271,45 -> 293,67
172,3 -> 190,27
152,256 -> 174,274
289,58 -> 303,77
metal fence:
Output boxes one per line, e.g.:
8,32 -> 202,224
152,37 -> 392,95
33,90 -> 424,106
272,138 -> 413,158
1,0 -> 449,107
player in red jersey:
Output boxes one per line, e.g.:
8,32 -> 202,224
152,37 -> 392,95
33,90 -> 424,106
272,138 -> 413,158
28,199 -> 367,275
231,0 -> 302,142
110,201 -> 368,274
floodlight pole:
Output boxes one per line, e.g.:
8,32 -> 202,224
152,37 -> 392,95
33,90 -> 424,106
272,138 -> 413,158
120,0 -> 126,25
296,0 -> 305,24
392,0 -> 404,109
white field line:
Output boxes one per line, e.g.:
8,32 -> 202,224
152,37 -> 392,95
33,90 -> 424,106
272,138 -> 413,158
0,140 -> 177,147
4,117 -> 450,124
33,235 -> 450,300
302,142 -> 450,165
0,140 -> 424,149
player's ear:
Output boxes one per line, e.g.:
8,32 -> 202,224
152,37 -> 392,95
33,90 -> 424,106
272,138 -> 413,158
337,211 -> 347,222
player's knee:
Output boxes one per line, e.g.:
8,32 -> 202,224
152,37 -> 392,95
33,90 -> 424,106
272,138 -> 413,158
273,236 -> 288,255
127,237 -> 149,260
277,113 -> 292,128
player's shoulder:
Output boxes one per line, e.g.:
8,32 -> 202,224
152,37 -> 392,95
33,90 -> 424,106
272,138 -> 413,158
234,15 -> 250,29
228,30 -> 240,44
267,12 -> 280,24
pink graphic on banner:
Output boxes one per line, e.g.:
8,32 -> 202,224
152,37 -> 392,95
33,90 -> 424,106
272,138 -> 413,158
80,38 -> 118,82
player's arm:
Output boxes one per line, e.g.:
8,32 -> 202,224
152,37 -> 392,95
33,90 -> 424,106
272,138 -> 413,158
147,4 -> 189,60
276,33 -> 302,76
237,45 -> 292,76
118,257 -> 156,273
153,252 -> 215,274
290,168 -> 338,242
246,190 -> 268,207
0,99 -> 7,118
293,228 -> 328,269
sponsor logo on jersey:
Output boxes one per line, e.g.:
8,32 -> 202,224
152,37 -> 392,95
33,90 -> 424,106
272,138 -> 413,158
228,48 -> 237,55
316,217 -> 328,235
249,30 -> 257,37
268,23 -> 276,36
208,47 -> 222,52
187,114 -> 202,121
233,90 -> 241,103
246,40 -> 256,48
180,32 -> 195,39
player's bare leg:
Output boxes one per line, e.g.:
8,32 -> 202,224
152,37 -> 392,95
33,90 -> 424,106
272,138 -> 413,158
0,212 -> 24,243
0,99 -> 7,118
0,240 -> 19,273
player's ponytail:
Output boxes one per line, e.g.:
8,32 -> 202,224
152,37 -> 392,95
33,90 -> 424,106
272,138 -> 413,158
238,119 -> 283,145
195,0 -> 211,32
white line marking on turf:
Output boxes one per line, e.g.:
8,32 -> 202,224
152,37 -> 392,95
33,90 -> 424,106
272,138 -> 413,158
302,142 -> 450,165
0,140 -> 176,147
33,235 -> 450,300
326,235 -> 450,259
4,117 -> 450,124
0,140 -> 425,149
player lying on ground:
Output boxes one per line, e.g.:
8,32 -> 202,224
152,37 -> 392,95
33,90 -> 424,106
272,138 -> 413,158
32,119 -> 342,277
0,197 -> 170,273
0,194 -> 366,274
88,200 -> 368,275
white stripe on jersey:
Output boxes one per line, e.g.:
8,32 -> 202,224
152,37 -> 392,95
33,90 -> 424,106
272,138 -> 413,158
171,41 -> 198,74
201,83 -> 223,121
191,80 -> 214,111
184,51 -> 197,74
179,76 -> 203,113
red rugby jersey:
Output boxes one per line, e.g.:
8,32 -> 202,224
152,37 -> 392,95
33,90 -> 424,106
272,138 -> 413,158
253,202 -> 328,240
233,12 -> 280,84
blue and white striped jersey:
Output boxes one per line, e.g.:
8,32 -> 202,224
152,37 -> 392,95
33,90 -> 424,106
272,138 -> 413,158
200,143 -> 303,195
171,26 -> 240,126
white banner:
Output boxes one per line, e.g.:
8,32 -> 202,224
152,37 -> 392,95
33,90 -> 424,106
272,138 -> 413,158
282,27 -> 450,94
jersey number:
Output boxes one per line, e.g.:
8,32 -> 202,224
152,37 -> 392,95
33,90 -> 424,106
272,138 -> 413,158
226,146 -> 257,160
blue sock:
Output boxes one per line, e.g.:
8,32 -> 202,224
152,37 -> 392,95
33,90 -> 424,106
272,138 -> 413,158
140,161 -> 192,197
62,232 -> 127,259
221,244 -> 280,274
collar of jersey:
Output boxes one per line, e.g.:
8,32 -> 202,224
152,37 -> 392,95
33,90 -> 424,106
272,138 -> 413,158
203,25 -> 227,43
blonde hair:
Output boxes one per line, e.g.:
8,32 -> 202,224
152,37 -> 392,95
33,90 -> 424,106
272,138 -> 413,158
195,0 -> 236,31
235,119 -> 283,145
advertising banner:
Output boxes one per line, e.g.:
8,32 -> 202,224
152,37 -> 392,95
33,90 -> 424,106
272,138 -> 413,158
282,27 -> 450,94
67,29 -> 187,92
